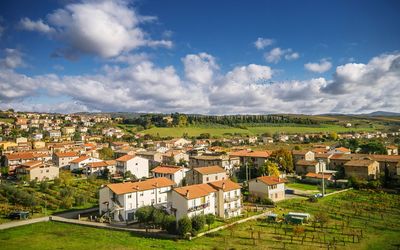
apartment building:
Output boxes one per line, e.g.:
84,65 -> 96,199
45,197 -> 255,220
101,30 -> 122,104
52,151 -> 79,168
186,165 -> 227,185
248,176 -> 286,202
115,155 -> 149,179
151,165 -> 187,186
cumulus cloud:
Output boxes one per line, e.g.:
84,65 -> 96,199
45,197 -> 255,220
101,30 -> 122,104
19,18 -> 55,33
1,48 -> 24,69
254,37 -> 274,50
20,0 -> 172,58
305,58 -> 332,73
0,51 -> 399,114
182,53 -> 219,84
264,47 -> 299,63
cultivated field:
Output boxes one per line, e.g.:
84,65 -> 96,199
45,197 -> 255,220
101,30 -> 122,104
138,124 -> 377,138
1,190 -> 399,250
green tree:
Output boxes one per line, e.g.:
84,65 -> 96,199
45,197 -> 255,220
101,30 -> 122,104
73,132 -> 82,141
177,216 -> 192,236
135,206 -> 153,225
205,214 -> 215,230
359,141 -> 387,154
191,214 -> 206,232
270,148 -> 294,173
162,214 -> 177,234
265,160 -> 280,177
98,147 -> 114,160
329,132 -> 338,141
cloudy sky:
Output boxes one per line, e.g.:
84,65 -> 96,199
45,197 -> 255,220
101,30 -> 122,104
0,0 -> 399,114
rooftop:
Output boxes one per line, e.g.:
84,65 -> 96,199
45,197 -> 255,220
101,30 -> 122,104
173,183 -> 216,200
106,177 -> 174,195
193,165 -> 226,175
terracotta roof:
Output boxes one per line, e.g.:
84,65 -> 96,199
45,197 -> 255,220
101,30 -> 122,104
55,151 -> 78,158
313,148 -> 328,154
334,147 -> 351,153
70,155 -> 90,163
194,166 -> 226,175
370,155 -> 400,163
386,145 -> 398,150
208,179 -> 241,192
292,150 -> 311,155
6,152 -> 49,160
151,165 -> 184,174
305,172 -> 333,180
344,159 -> 377,167
173,183 -> 217,200
106,177 -> 174,195
21,160 -> 42,168
255,176 -> 286,185
104,160 -> 116,165
116,154 -> 135,162
296,160 -> 318,166
86,161 -> 108,168
229,149 -> 271,158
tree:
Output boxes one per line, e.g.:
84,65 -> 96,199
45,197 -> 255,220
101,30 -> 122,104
59,171 -> 73,187
205,214 -> 215,230
191,214 -> 206,232
162,214 -> 177,234
98,147 -> 114,160
329,132 -> 338,141
314,212 -> 329,228
359,141 -> 387,154
270,148 -> 294,173
39,180 -> 49,192
177,216 -> 192,236
135,206 -> 153,225
124,171 -> 137,181
265,160 -> 280,177
73,132 -> 82,141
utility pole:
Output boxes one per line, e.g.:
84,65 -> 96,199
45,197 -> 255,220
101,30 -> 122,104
319,159 -> 325,196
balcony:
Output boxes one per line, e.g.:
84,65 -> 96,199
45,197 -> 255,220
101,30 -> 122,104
188,202 -> 210,212
224,196 -> 240,203
225,206 -> 241,214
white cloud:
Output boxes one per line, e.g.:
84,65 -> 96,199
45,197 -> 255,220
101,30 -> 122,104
264,47 -> 299,63
1,48 -> 24,69
305,58 -> 332,73
0,51 -> 399,114
182,53 -> 219,84
20,0 -> 172,59
254,37 -> 274,50
19,18 -> 54,33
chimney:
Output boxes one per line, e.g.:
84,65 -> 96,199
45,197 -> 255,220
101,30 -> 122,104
186,190 -> 190,198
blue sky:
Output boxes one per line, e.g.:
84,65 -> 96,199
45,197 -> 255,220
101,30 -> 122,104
0,0 -> 399,114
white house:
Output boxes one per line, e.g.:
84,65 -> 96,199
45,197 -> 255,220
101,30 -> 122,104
116,155 -> 149,179
84,160 -> 117,176
151,165 -> 188,186
171,183 -> 217,220
69,155 -> 102,171
99,177 -> 175,222
208,179 -> 242,219
52,151 -> 79,168
248,176 -> 286,202
328,147 -> 351,155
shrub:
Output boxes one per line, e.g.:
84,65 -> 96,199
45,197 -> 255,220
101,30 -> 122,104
135,206 -> 153,224
177,216 -> 192,236
205,214 -> 215,230
151,208 -> 165,227
39,181 -> 49,192
191,214 -> 206,232
162,214 -> 177,234
260,197 -> 274,206
308,196 -> 318,203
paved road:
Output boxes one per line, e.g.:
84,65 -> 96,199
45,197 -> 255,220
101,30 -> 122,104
0,217 -> 49,230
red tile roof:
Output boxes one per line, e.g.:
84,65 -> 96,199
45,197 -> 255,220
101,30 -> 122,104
194,165 -> 226,175
173,183 -> 217,200
116,155 -> 135,162
106,177 -> 174,195
208,179 -> 241,192
55,151 -> 78,158
230,149 -> 271,158
151,165 -> 184,174
70,155 -> 90,163
255,176 -> 286,185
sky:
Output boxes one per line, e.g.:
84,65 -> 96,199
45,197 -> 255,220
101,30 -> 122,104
0,0 -> 399,114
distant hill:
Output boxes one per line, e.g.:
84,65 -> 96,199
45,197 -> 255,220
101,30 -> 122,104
364,111 -> 400,117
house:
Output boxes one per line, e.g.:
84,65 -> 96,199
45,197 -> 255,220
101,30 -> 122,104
343,159 -> 380,180
186,166 -> 228,185
229,149 -> 271,168
304,172 -> 334,184
49,130 -> 61,138
248,176 -> 286,202
189,154 -> 240,174
292,150 -> 315,162
151,165 -> 187,186
52,151 -> 79,168
115,155 -> 149,179
99,177 -> 175,222
5,152 -> 51,168
162,150 -> 189,165
328,147 -> 351,155
69,156 -> 102,171
135,151 -> 163,167
386,146 -> 398,156
208,179 -> 242,219
84,160 -> 116,176
262,137 -> 274,144
171,183 -> 217,220
15,161 -> 59,181
295,160 -> 326,176
62,126 -> 75,135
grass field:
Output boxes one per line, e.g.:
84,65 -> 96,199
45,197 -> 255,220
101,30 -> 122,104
2,190 -> 399,250
0,118 -> 14,123
137,124 -> 377,138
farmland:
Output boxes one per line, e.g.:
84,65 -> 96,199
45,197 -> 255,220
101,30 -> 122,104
1,190 -> 399,249
137,123 -> 378,138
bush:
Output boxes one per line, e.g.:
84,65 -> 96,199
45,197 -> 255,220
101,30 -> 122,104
177,216 -> 192,236
191,214 -> 206,232
162,214 -> 177,234
260,197 -> 274,206
205,214 -> 215,230
308,196 -> 318,203
135,206 -> 153,224
39,181 -> 49,192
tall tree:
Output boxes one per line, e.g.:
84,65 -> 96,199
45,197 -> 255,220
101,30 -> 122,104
270,148 -> 294,173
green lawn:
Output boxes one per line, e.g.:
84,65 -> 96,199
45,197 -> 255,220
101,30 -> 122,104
137,124 -> 377,138
0,118 -> 14,123
2,190 -> 399,249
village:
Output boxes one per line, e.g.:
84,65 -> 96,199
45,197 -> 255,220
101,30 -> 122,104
0,110 -> 400,249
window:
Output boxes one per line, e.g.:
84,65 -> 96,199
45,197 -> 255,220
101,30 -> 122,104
158,197 -> 161,202
46,170 -> 49,173
206,177 -> 209,181
127,194 -> 132,199
275,193 -> 278,199
151,199 -> 155,204
140,192 -> 143,197
215,176 -> 218,180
